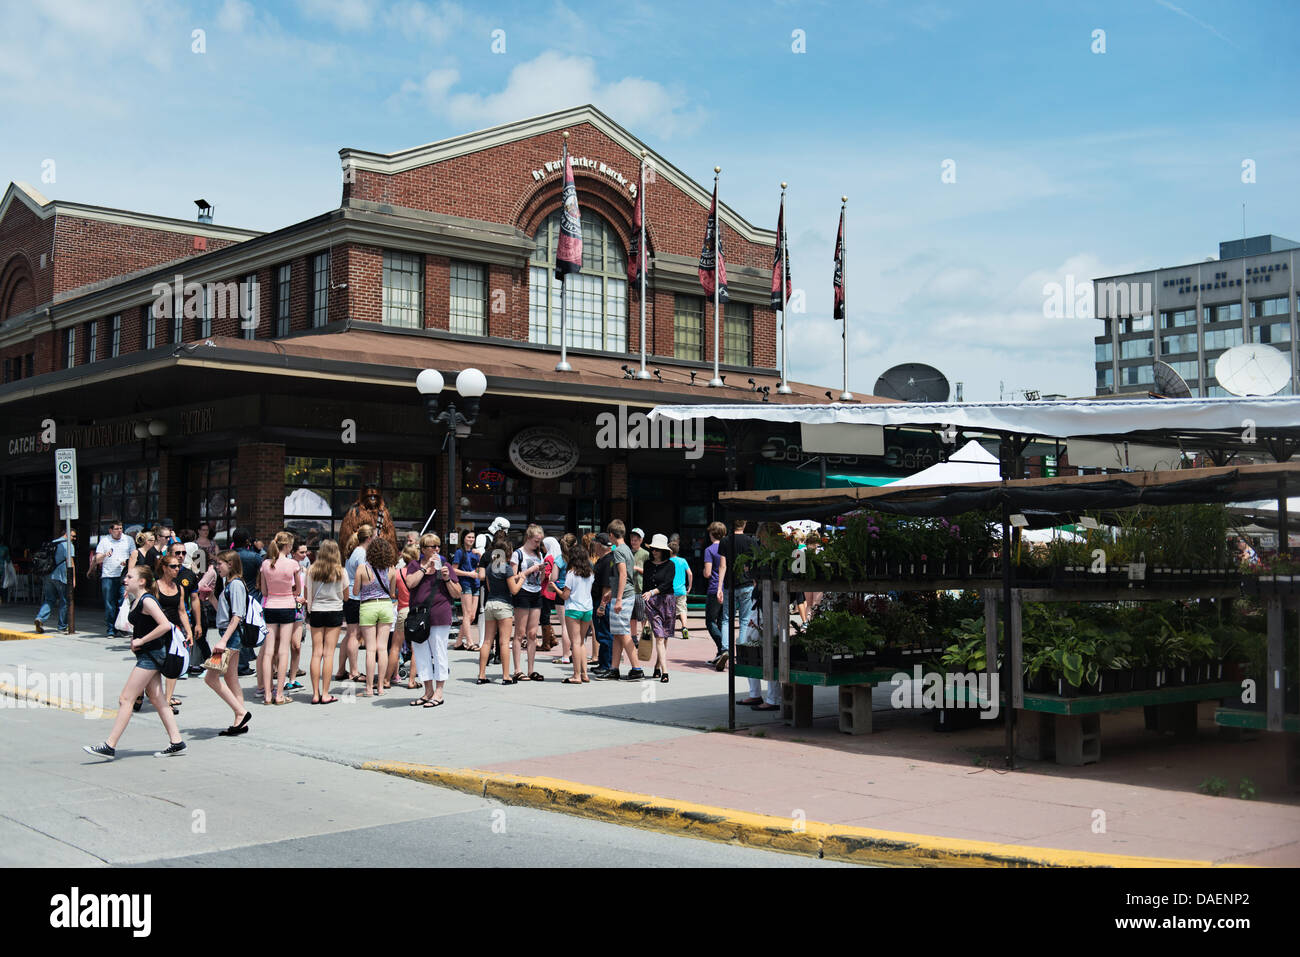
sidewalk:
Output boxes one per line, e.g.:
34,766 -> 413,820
2,607 -> 1296,865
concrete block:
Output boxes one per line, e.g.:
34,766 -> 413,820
838,684 -> 873,735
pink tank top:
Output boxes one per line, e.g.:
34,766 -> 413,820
262,556 -> 300,609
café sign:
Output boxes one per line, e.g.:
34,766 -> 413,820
509,427 -> 580,480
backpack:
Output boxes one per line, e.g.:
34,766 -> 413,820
32,540 -> 61,576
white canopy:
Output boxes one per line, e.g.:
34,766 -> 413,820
649,396 -> 1300,437
890,439 -> 1000,487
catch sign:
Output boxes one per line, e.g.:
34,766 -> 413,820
55,448 -> 78,506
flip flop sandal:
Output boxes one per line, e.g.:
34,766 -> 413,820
581,676 -> 590,682
310,698 -> 322,705
751,702 -> 780,711
528,672 -> 545,681
511,672 -> 525,682
660,672 -> 669,683
409,697 -> 433,707
320,696 -> 339,705
562,677 -> 583,684
169,698 -> 182,708
476,678 -> 491,685
736,697 -> 763,706
500,677 -> 517,685
133,696 -> 143,712
423,698 -> 444,707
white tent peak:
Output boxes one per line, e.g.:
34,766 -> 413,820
891,439 -> 1001,487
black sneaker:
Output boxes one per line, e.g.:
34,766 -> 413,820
154,741 -> 187,757
237,666 -> 254,676
625,668 -> 645,680
594,669 -> 621,680
714,651 -> 729,672
83,742 -> 115,760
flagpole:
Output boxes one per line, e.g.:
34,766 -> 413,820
778,181 -> 792,394
556,132 -> 573,373
708,166 -> 723,388
637,149 -> 651,380
839,195 -> 852,401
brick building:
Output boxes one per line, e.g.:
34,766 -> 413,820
1,105 -> 902,600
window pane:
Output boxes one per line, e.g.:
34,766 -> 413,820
449,261 -> 486,336
277,264 -> 291,336
675,295 -> 704,361
384,461 -> 424,489
723,302 -> 752,365
334,459 -> 382,491
285,456 -> 332,487
312,253 -> 330,327
383,251 -> 423,328
1120,338 -> 1153,359
529,210 -> 627,350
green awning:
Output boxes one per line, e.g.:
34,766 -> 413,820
754,464 -> 898,490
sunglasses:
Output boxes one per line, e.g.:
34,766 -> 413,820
165,564 -> 180,569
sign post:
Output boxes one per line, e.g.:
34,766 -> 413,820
56,449 -> 78,634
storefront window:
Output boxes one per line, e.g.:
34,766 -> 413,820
283,455 -> 427,544
195,458 -> 238,546
461,460 -> 602,538
90,466 -> 160,539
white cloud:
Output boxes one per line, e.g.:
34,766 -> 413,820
296,0 -> 379,31
384,0 -> 463,42
406,50 -> 706,139
217,0 -> 256,32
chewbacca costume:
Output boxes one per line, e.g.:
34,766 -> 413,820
338,488 -> 399,550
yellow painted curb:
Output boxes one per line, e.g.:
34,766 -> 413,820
362,761 -> 1227,868
0,680 -> 116,719
0,628 -> 52,641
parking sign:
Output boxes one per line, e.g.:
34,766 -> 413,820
56,448 -> 77,507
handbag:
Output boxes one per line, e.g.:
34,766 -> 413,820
114,594 -> 132,634
162,626 -> 190,679
202,648 -> 234,675
403,566 -> 432,643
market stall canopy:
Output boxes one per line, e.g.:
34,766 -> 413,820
890,439 -> 1000,487
1229,495 -> 1300,530
651,396 -> 1300,455
718,462 -> 1300,521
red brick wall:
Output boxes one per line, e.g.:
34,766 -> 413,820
345,120 -> 778,364
51,216 -> 240,301
0,199 -> 55,321
236,442 -> 286,539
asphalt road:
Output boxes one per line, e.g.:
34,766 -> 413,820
1,668 -> 847,869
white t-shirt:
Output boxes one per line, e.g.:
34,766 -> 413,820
563,570 -> 595,613
96,535 -> 135,578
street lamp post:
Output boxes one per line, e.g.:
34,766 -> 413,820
416,368 -> 486,545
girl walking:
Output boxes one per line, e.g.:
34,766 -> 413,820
206,551 -> 252,735
156,550 -> 194,714
83,565 -> 186,759
258,531 -> 302,705
305,539 -> 347,705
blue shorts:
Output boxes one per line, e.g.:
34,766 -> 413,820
134,648 -> 168,671
218,628 -> 242,652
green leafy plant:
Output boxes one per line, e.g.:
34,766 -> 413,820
940,618 -> 989,673
1238,777 -> 1256,800
800,609 -> 882,658
1198,777 -> 1228,797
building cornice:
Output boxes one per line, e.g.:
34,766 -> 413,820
339,105 -> 777,246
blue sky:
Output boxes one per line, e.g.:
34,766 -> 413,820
2,0 -> 1297,401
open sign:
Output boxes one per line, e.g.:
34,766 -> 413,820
477,468 -> 505,490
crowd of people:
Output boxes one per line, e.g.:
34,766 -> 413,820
81,516 -> 771,759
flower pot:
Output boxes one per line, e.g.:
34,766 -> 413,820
1130,668 -> 1147,691
1055,677 -> 1080,698
1163,666 -> 1186,688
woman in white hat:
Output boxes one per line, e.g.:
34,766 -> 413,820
639,534 -> 676,683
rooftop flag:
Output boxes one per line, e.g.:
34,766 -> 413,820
555,142 -> 583,279
698,182 -> 729,303
771,195 -> 792,308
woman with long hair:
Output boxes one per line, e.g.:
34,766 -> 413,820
83,564 -> 186,759
335,525 -> 373,683
476,533 -> 523,684
555,539 -> 594,684
128,529 -> 158,573
353,534 -> 397,697
156,549 -> 193,714
306,539 -> 347,705
510,524 -> 549,681
402,533 -> 462,706
205,551 -> 253,735
451,527 -> 481,651
257,531 -> 302,705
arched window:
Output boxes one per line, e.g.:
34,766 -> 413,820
530,210 -> 627,352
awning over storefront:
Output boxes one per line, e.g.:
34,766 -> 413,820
753,463 -> 897,490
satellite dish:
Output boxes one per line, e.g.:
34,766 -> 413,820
874,363 -> 951,402
1213,343 -> 1291,397
1151,360 -> 1192,399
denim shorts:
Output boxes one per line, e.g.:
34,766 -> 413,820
134,647 -> 168,671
